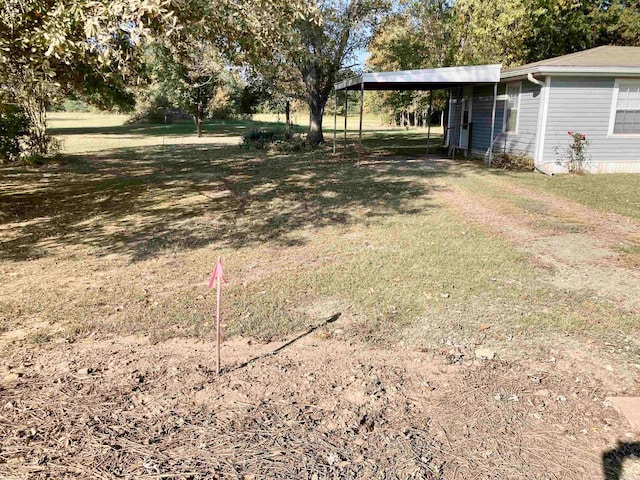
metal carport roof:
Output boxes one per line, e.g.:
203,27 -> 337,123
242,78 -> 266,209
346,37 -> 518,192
334,64 -> 502,91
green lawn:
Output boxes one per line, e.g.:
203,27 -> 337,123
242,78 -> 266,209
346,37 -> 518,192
0,112 -> 637,350
509,171 -> 640,221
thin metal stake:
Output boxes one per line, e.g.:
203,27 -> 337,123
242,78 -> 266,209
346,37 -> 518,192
333,89 -> 337,154
427,91 -> 433,160
343,90 -> 348,158
358,82 -> 364,166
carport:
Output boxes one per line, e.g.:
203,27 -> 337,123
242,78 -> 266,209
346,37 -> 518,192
333,64 -> 502,164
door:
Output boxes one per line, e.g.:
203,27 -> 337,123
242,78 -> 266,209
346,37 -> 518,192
444,96 -> 456,147
459,88 -> 472,149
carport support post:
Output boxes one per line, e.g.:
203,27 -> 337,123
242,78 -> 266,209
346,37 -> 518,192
426,91 -> 433,160
489,82 -> 498,167
333,89 -> 337,154
450,87 -> 461,159
343,90 -> 348,158
358,82 -> 364,166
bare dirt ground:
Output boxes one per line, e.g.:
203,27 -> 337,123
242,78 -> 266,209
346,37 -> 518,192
2,323 -> 637,479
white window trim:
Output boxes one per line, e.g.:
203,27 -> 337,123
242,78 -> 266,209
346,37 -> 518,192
608,78 -> 640,137
459,87 -> 473,148
502,82 -> 522,134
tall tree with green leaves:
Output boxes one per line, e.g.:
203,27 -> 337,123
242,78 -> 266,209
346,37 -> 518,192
452,0 -> 530,67
597,0 -> 640,47
0,0 -> 167,155
368,0 -> 454,71
296,0 -> 383,144
524,0 -> 595,62
142,43 -> 224,136
524,0 -> 640,63
249,0 -> 383,145
366,0 -> 454,125
0,0 -> 317,156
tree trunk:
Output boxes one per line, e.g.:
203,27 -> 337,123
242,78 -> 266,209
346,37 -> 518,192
307,95 -> 325,145
22,82 -> 49,156
285,101 -> 291,132
193,114 -> 202,137
193,85 -> 204,137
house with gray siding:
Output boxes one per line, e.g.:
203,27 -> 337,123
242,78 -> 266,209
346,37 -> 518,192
451,46 -> 640,174
335,46 -> 640,174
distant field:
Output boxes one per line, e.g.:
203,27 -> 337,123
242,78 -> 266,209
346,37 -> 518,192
48,111 -> 443,154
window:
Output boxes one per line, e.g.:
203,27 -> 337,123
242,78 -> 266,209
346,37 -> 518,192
503,82 -> 521,134
611,81 -> 640,135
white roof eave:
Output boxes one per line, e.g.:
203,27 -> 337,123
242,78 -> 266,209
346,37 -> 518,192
502,65 -> 640,79
335,64 -> 502,91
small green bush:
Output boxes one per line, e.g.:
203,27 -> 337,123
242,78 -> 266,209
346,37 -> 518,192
241,128 -> 284,149
274,133 -> 310,153
491,152 -> 534,171
50,98 -> 92,112
0,104 -> 29,163
242,128 -> 313,152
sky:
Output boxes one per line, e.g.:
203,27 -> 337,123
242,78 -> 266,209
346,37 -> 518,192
355,49 -> 370,70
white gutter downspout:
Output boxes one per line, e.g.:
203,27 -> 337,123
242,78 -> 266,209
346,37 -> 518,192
527,72 -> 554,176
527,72 -> 544,88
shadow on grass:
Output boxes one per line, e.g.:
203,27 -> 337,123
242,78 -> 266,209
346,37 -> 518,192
0,133 -> 460,262
337,129 -> 446,158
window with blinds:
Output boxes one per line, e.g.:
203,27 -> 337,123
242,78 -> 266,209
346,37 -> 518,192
612,82 -> 640,135
503,82 -> 521,134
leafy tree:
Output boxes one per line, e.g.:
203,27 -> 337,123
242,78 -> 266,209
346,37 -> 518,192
452,0 -> 530,67
368,0 -> 454,71
294,0 -> 383,144
366,0 -> 453,125
0,0 -> 317,155
599,0 -> 640,46
0,0 -> 175,155
524,0 -> 640,63
524,0 -> 594,62
249,0 -> 383,145
143,43 -> 223,136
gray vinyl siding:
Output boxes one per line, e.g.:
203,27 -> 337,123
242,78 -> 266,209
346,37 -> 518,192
542,76 -> 640,170
469,82 -> 540,158
470,85 -> 503,154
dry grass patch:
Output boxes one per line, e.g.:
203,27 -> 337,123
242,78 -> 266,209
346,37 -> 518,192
1,117 -> 638,356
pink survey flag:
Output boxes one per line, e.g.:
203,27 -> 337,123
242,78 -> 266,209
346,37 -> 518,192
208,256 -> 227,375
208,256 -> 227,288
